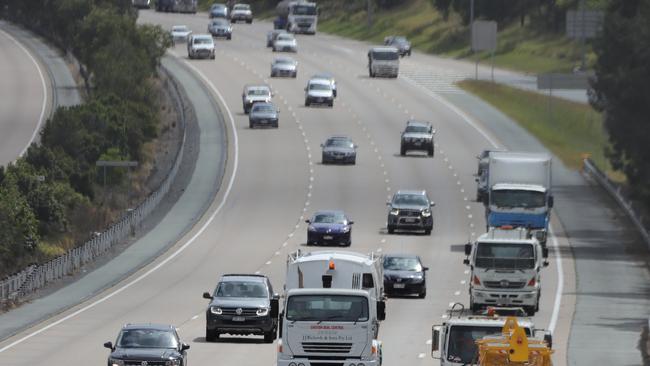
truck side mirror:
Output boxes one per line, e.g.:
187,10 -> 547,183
202,292 -> 212,299
542,247 -> 549,259
548,195 -> 554,208
270,298 -> 279,318
431,326 -> 440,353
464,243 -> 472,256
278,311 -> 284,338
544,332 -> 553,349
463,258 -> 470,266
377,301 -> 386,321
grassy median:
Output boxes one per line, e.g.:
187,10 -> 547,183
457,80 -> 622,181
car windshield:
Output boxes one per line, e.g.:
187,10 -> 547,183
312,212 -> 346,224
286,295 -> 369,322
326,139 -> 353,148
194,37 -> 213,45
393,194 -> 429,206
310,83 -> 330,91
491,189 -> 546,208
275,59 -> 294,65
233,4 -> 249,10
475,243 -> 535,270
117,329 -> 178,349
172,26 -> 188,32
372,51 -> 399,61
405,125 -> 430,133
215,281 -> 268,298
291,4 -> 317,15
247,88 -> 270,96
393,37 -> 408,44
212,19 -> 228,26
252,104 -> 275,113
277,35 -> 294,41
383,257 -> 422,271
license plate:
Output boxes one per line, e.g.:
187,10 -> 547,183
323,235 -> 333,240
317,98 -> 323,102
232,316 -> 245,322
393,283 -> 406,289
259,120 -> 268,124
414,141 -> 422,146
404,218 -> 416,223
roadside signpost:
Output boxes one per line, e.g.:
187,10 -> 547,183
471,20 -> 498,80
566,3 -> 604,71
537,72 -> 592,123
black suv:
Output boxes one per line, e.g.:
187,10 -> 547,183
400,120 -> 435,156
203,274 -> 279,342
104,323 -> 189,366
386,190 -> 435,235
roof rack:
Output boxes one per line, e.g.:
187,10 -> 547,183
222,273 -> 266,278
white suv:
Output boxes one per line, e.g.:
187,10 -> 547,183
304,78 -> 334,107
187,34 -> 215,60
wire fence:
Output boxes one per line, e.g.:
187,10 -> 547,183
582,158 -> 650,249
0,69 -> 188,304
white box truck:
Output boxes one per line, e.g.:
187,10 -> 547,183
463,227 -> 549,315
486,152 -> 553,245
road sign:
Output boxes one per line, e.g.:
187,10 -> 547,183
96,160 -> 138,167
471,20 -> 497,52
566,10 -> 604,39
537,73 -> 591,90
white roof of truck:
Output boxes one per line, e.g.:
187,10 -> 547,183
445,315 -> 534,329
291,250 -> 379,266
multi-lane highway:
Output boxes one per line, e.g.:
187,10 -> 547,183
0,24 -> 48,166
0,11 -> 578,366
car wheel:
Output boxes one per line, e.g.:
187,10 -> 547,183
400,146 -> 406,156
228,36 -> 232,40
428,147 -> 434,157
328,100 -> 334,107
418,289 -> 426,299
292,72 -> 297,78
271,71 -> 276,77
211,54 -> 215,60
247,20 -> 253,24
424,228 -> 432,235
305,99 -> 310,107
351,158 -> 356,165
205,328 -> 217,342
273,121 -> 278,128
387,226 -> 395,234
263,330 -> 274,343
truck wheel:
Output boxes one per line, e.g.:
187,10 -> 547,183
205,328 -> 217,342
328,100 -> 334,107
469,298 -> 480,313
249,122 -> 254,129
525,306 -> 536,316
263,330 -> 274,343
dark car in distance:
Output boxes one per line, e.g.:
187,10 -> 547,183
306,210 -> 354,246
321,135 -> 357,165
383,254 -> 428,298
249,102 -> 279,128
400,120 -> 435,157
208,18 -> 232,39
203,274 -> 279,343
387,190 -> 435,234
104,323 -> 190,366
384,35 -> 412,57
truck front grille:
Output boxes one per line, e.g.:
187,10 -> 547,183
221,307 -> 259,316
302,342 -> 352,354
125,362 -> 166,366
483,281 -> 526,289
398,210 -> 421,217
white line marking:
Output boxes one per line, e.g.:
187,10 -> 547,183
547,224 -> 564,334
454,291 -> 461,296
191,315 -> 199,320
0,28 -> 49,160
0,53 -> 241,354
418,353 -> 426,359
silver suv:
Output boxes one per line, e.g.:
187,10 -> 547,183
400,120 -> 435,157
386,190 -> 435,235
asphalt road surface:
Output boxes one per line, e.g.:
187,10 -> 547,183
0,11 -> 576,366
0,25 -> 48,167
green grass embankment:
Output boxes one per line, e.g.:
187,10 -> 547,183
318,0 -> 592,74
457,80 -> 622,181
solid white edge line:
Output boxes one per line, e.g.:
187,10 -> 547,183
401,74 -> 564,333
0,52 -> 239,353
0,27 -> 49,160
547,224 -> 564,334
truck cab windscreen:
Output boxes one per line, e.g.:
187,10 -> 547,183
447,325 -> 531,364
291,5 -> 317,15
491,190 -> 545,208
371,51 -> 398,61
286,295 -> 369,322
475,243 -> 535,270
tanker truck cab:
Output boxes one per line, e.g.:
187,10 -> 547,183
277,288 -> 384,366
463,227 -> 549,316
431,304 -> 547,366
486,152 -> 553,246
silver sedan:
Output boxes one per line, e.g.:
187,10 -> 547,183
271,57 -> 298,78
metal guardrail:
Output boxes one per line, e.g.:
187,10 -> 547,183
582,158 -> 650,249
0,69 -> 188,304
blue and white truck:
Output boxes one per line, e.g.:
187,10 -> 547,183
485,152 -> 553,246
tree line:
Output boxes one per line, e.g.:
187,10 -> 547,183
0,0 -> 171,277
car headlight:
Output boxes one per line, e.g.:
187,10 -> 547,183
308,225 -> 317,232
109,359 -> 124,366
256,307 -> 269,316
210,306 -> 222,315
422,209 -> 432,217
341,226 -> 350,233
390,208 -> 399,216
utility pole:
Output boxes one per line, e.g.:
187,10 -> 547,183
367,0 -> 373,28
470,0 -> 475,49
579,0 -> 586,71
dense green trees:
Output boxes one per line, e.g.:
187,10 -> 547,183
0,0 -> 170,277
591,0 -> 650,205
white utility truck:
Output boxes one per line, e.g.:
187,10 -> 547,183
368,47 -> 399,78
277,250 -> 385,366
431,303 -> 551,366
275,0 -> 319,34
463,227 -> 549,315
485,152 -> 553,246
